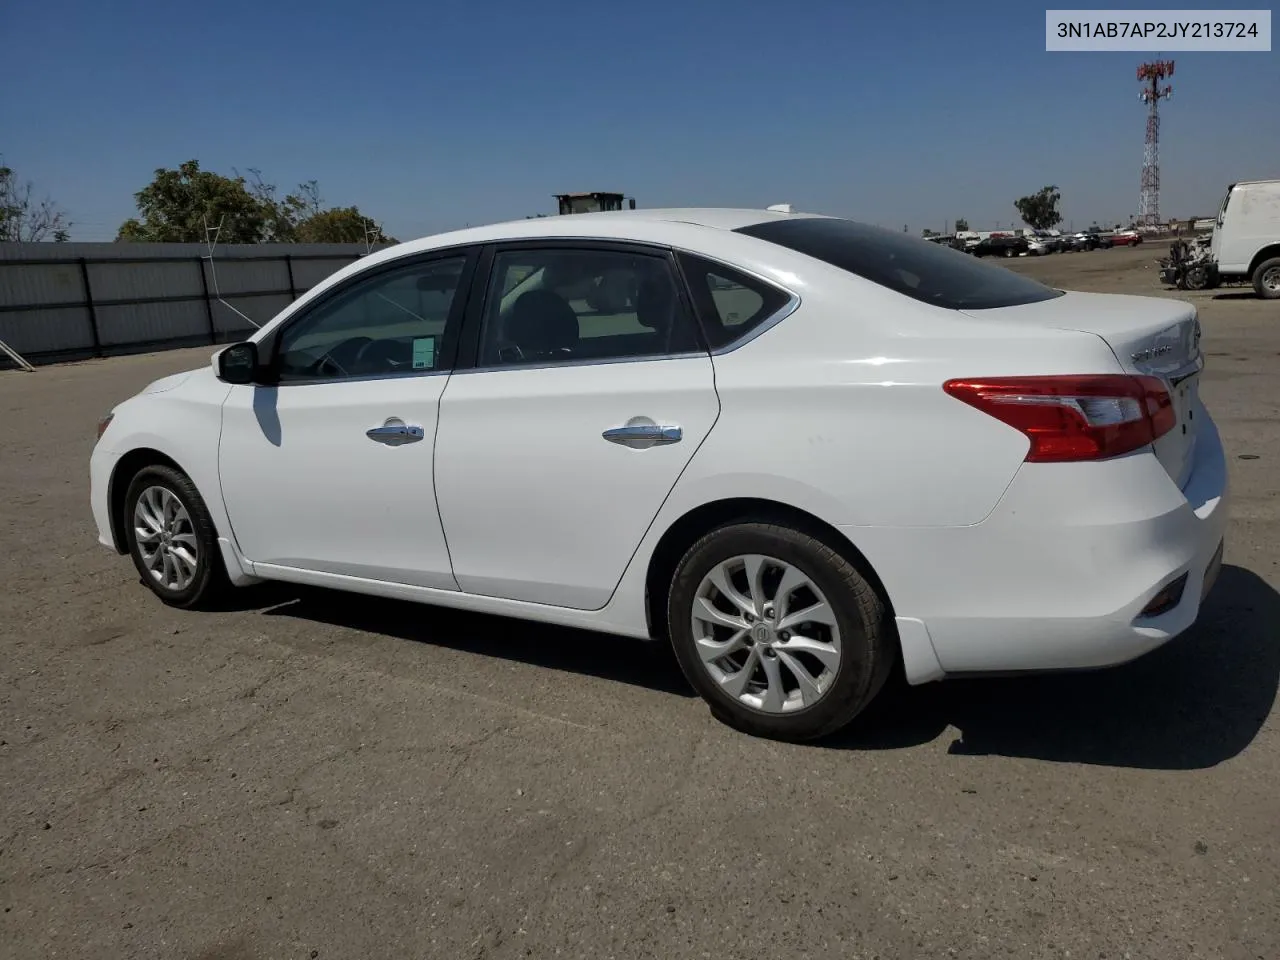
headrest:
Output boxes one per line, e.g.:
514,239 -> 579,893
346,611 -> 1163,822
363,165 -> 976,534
506,290 -> 580,354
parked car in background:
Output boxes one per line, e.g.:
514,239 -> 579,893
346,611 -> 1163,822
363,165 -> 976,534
1110,229 -> 1144,247
1070,231 -> 1112,251
1034,230 -> 1064,253
1024,236 -> 1050,256
973,235 -> 1031,258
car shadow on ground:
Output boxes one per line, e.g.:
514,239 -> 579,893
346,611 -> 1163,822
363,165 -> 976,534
1211,291 -> 1262,301
832,564 -> 1280,769
227,564 -> 1278,771
240,583 -> 696,698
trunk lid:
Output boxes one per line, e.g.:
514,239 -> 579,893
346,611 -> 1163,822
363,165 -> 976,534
962,291 -> 1203,487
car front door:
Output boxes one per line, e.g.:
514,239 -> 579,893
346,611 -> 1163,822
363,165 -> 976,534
433,241 -> 720,610
218,250 -> 476,589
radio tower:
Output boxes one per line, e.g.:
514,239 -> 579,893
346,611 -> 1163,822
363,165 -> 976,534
1137,60 -> 1174,228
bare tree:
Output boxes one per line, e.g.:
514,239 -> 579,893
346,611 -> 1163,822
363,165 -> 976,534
0,159 -> 71,241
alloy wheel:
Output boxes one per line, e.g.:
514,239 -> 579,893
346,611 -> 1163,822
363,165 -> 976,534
690,554 -> 842,714
133,485 -> 200,591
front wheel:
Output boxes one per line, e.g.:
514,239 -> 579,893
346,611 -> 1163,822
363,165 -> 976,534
666,522 -> 893,742
124,464 -> 228,609
1252,257 -> 1280,300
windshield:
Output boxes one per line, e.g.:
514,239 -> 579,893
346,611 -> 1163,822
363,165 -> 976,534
735,217 -> 1064,310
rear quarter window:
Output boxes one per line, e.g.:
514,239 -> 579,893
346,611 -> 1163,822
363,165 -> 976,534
678,253 -> 792,349
735,217 -> 1063,310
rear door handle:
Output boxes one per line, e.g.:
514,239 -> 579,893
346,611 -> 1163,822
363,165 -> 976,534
366,418 -> 425,446
602,423 -> 682,447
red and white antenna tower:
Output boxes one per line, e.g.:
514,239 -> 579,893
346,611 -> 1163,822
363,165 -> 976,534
1137,60 -> 1174,228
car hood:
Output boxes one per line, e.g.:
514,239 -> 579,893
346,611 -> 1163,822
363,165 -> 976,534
139,369 -> 198,395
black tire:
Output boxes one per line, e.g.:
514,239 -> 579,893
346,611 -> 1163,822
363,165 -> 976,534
124,464 -> 228,609
1181,265 -> 1209,291
1252,257 -> 1280,300
666,522 -> 893,742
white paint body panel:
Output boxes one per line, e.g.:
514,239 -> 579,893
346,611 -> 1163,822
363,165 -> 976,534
88,208 -> 1230,687
434,356 -> 719,609
217,377 -> 457,590
1210,179 -> 1280,275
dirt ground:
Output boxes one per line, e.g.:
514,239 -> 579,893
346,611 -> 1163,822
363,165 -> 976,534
2,244 -> 1278,959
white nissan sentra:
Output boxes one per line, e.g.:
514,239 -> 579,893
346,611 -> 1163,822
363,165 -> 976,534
90,208 -> 1228,741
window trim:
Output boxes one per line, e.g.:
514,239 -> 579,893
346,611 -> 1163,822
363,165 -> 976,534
255,245 -> 481,387
672,248 -> 800,355
452,238 -> 711,375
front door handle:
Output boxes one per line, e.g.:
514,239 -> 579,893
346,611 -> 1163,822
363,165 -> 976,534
602,423 -> 683,448
366,418 -> 425,446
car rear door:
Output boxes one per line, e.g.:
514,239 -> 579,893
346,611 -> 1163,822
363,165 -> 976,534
432,240 -> 719,610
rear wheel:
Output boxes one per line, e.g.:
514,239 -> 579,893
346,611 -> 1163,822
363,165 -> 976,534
666,522 -> 892,742
1252,257 -> 1280,300
124,464 -> 228,609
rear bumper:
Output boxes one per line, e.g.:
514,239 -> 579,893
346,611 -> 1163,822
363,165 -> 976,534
849,412 -> 1230,682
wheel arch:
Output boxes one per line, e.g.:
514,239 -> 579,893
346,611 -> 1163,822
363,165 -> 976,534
106,447 -> 185,553
1247,244 -> 1280,278
643,497 -> 899,643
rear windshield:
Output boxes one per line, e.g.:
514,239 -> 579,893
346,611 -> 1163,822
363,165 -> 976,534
735,217 -> 1063,310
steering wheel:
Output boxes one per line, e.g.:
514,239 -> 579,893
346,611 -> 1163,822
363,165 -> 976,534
352,338 -> 406,374
495,340 -> 525,364
314,336 -> 372,378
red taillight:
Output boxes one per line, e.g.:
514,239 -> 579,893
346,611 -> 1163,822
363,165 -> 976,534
97,414 -> 113,441
942,374 -> 1176,463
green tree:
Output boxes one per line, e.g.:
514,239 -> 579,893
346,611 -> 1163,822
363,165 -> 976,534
1,159 -> 71,241
921,228 -> 937,238
240,170 -> 328,242
1014,186 -> 1063,231
118,160 -> 395,245
117,160 -> 267,242
295,207 -> 395,244
954,217 -> 969,232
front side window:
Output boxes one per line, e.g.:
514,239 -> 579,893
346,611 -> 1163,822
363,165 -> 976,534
479,247 -> 702,367
274,256 -> 468,382
735,217 -> 1063,311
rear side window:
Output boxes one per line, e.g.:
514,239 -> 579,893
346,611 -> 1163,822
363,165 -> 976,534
678,253 -> 792,349
735,217 -> 1063,310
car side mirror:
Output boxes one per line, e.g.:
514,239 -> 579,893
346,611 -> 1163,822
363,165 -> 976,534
216,342 -> 260,385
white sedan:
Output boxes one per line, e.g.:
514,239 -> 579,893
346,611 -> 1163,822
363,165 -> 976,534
90,208 -> 1228,741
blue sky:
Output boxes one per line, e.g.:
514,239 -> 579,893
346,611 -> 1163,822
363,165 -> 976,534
3,0 -> 1276,240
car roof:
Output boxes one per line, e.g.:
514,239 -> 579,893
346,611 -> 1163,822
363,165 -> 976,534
357,208 -> 832,271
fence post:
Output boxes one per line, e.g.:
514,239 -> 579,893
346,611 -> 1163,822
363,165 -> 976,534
285,254 -> 297,300
197,256 -> 217,344
78,258 -> 103,357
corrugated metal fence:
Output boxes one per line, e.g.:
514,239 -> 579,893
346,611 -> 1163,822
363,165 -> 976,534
0,242 -> 392,365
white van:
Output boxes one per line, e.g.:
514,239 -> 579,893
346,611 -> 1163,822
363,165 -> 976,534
1209,179 -> 1280,298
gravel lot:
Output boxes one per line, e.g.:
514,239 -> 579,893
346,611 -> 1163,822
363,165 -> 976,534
2,244 -> 1278,959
